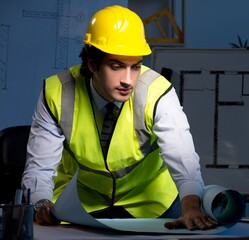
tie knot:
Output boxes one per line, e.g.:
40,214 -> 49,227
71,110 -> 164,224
106,102 -> 119,119
106,102 -> 115,114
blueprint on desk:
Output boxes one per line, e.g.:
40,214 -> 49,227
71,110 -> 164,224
52,172 -> 245,235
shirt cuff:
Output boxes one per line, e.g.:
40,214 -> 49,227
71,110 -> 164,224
30,191 -> 53,205
178,180 -> 204,201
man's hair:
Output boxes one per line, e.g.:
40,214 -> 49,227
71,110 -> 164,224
79,45 -> 107,79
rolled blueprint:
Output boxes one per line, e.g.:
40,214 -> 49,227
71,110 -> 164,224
202,185 -> 245,225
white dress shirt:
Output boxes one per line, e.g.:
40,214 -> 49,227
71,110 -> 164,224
21,79 -> 204,205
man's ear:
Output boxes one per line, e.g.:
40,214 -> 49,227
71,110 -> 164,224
87,60 -> 96,73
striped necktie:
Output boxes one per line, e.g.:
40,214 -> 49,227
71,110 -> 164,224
100,102 -> 117,158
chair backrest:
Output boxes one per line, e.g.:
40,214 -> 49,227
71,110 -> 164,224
0,125 -> 30,203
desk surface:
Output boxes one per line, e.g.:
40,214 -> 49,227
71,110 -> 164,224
34,222 -> 249,240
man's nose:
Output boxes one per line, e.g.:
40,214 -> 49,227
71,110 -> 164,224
121,69 -> 132,86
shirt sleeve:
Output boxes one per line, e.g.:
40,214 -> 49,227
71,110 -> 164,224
153,87 -> 204,200
21,91 -> 65,204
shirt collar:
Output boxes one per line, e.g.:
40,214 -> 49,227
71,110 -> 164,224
90,79 -> 122,111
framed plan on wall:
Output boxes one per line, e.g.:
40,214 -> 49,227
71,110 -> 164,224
152,48 -> 249,194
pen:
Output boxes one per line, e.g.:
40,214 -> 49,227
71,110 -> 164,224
14,189 -> 23,205
27,188 -> 31,205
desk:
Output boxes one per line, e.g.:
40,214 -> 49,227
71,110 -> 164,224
34,222 -> 249,240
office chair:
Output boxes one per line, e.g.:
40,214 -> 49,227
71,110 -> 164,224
0,125 -> 30,203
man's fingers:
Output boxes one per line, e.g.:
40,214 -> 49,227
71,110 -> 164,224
206,216 -> 219,225
192,217 -> 208,230
164,216 -> 219,231
164,219 -> 185,229
198,216 -> 219,228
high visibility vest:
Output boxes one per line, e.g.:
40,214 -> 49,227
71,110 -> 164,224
44,64 -> 178,218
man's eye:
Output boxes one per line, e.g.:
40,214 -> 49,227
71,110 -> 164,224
133,65 -> 141,70
111,65 -> 122,70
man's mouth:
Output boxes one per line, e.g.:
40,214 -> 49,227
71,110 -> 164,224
117,88 -> 132,95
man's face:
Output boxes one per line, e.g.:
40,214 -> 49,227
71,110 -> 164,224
90,54 -> 142,102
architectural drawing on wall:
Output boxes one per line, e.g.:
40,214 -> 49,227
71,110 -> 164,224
0,24 -> 10,90
56,0 -> 70,69
178,70 -> 249,169
22,0 -> 84,70
152,49 -> 249,192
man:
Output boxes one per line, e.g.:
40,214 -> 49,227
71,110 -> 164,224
22,5 -> 217,230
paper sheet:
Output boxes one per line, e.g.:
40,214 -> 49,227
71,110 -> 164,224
52,172 -> 245,235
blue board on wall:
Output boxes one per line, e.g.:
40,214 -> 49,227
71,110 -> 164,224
0,0 -> 128,129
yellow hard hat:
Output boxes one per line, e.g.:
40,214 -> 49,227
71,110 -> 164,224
84,5 -> 151,56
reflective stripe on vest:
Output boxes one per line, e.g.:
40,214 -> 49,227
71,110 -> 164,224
134,69 -> 161,156
57,70 -> 75,144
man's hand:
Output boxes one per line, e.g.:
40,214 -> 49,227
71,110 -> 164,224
164,195 -> 218,230
35,201 -> 61,225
